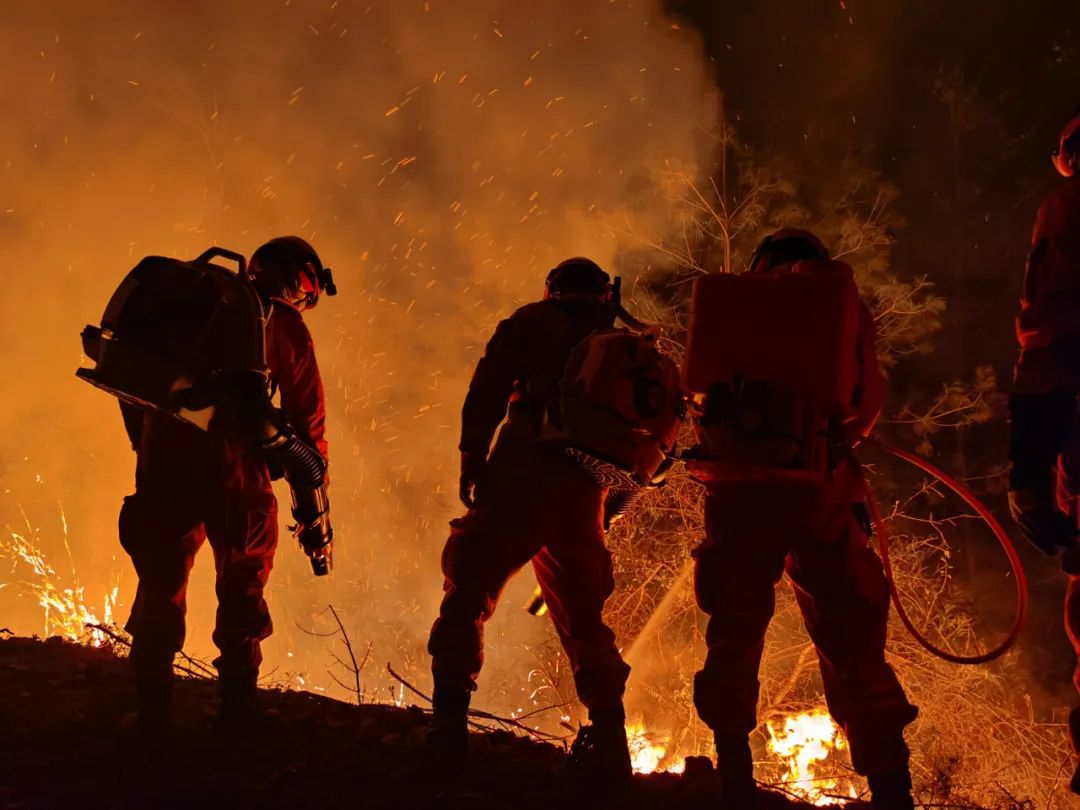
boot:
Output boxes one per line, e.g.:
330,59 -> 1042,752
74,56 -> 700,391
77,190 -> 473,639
715,735 -> 757,809
133,672 -> 173,735
1070,760 -> 1080,796
421,688 -> 470,770
567,707 -> 632,786
129,642 -> 174,735
216,671 -> 270,734
867,770 -> 915,810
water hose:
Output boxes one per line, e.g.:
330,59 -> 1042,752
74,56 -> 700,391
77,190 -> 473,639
862,436 -> 1029,665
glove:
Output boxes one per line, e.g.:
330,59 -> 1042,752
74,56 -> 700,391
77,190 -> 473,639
459,451 -> 487,509
1008,488 -> 1076,556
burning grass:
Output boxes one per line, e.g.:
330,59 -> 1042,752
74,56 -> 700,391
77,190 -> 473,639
1,505 -> 119,647
596,452 -> 1073,808
766,710 -> 857,806
1,486 -> 1072,806
627,720 -> 686,775
1,433 -> 1069,807
596,159 -> 1073,805
0,218 -> 1071,808
0,2 -> 1068,806
1,362 -> 1072,807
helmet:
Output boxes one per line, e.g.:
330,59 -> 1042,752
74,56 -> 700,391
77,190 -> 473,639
544,257 -> 612,300
250,236 -> 337,310
748,229 -> 829,273
1052,110 -> 1080,178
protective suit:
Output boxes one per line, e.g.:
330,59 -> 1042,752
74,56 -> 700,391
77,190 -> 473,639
1008,118 -> 1080,791
121,299 -> 328,709
90,237 -> 336,727
687,231 -> 917,809
1014,176 -> 1080,396
426,258 -> 669,780
428,294 -> 629,711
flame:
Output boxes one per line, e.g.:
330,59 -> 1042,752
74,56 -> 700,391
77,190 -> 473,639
626,721 -> 685,775
766,710 -> 857,806
2,508 -> 120,647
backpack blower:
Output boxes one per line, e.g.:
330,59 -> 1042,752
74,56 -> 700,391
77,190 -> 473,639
77,247 -> 334,576
527,278 -> 685,616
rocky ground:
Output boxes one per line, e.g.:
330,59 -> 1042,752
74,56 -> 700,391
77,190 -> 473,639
0,634 -> 856,809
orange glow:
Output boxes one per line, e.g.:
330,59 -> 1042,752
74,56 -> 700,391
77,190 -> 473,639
2,509 -> 119,647
626,721 -> 685,775
766,711 -> 857,806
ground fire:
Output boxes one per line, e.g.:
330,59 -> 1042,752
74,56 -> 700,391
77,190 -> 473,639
2,1 -> 1079,809
766,711 -> 858,806
626,720 -> 685,775
3,508 -> 119,647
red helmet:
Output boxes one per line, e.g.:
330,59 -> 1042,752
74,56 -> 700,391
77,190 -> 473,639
250,236 -> 337,310
544,257 -> 612,300
1052,110 -> 1080,178
748,228 -> 829,273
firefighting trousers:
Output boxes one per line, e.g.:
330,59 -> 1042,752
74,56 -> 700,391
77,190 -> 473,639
1054,421 -> 1080,756
119,484 -> 278,684
692,474 -> 918,776
428,440 -> 630,712
1063,576 -> 1080,759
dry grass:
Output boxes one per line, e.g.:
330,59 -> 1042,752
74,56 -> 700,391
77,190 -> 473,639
581,435 -> 1070,807
591,148 -> 1074,806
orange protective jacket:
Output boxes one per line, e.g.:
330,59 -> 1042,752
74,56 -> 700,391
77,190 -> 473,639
265,299 -> 329,462
458,297 -> 615,457
120,299 -> 327,679
1015,177 -> 1080,394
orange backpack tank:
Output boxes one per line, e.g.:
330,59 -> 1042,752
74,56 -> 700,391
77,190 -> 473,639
553,329 -> 683,487
682,260 -> 862,485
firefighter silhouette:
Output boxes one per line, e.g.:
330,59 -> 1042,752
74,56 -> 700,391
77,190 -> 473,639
1008,109 -> 1080,795
81,237 -> 335,730
425,258 -> 680,782
684,230 -> 917,810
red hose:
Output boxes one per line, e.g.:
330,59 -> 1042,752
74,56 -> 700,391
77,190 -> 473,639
861,436 -> 1029,665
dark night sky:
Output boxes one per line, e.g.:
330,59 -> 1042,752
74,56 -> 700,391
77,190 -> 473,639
670,0 -> 1078,384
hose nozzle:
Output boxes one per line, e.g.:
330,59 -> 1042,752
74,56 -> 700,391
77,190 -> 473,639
291,484 -> 333,576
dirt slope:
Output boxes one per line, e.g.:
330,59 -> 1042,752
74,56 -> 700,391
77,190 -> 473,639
0,635 -> 847,810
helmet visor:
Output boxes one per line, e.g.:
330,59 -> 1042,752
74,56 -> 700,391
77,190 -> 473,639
294,265 -> 320,310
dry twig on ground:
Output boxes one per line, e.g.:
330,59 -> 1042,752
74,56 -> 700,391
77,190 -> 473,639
84,622 -> 216,680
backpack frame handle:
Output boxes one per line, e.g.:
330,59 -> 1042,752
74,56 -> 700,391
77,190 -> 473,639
193,246 -> 249,278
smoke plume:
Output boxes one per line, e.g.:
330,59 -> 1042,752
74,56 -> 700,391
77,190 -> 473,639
0,0 -> 715,709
